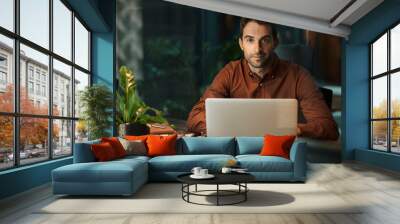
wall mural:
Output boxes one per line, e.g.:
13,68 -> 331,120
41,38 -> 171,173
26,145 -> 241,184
117,0 -> 343,161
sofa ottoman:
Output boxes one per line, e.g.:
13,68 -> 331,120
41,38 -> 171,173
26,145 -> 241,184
52,156 -> 148,196
52,140 -> 149,196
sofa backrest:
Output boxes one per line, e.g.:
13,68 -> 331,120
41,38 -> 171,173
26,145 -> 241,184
76,136 -> 285,161
235,137 -> 264,155
177,137 -> 236,155
73,139 -> 100,163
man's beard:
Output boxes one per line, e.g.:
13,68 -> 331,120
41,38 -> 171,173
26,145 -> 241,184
248,54 -> 268,69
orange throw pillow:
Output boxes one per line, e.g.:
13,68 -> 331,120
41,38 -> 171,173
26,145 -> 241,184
91,142 -> 117,161
259,134 -> 296,159
101,137 -> 126,158
124,135 -> 148,141
146,134 -> 177,157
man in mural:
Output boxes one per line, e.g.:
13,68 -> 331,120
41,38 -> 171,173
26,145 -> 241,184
187,17 -> 339,140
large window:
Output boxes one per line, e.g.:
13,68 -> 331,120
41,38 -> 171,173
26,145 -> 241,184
370,22 -> 400,153
0,0 -> 91,171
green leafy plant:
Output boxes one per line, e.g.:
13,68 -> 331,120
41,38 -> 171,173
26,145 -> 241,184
117,66 -> 168,126
79,84 -> 113,140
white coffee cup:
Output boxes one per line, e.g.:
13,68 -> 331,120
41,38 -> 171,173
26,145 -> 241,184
200,169 -> 208,176
221,167 -> 232,174
191,167 -> 202,176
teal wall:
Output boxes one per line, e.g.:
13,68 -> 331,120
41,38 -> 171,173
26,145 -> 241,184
343,0 -> 400,171
91,0 -> 116,136
0,158 -> 72,199
0,0 -> 116,200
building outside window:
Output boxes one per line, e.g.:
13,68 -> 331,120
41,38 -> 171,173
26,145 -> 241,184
35,83 -> 40,95
0,54 -> 7,67
0,71 -> 7,86
41,85 -> 46,97
0,54 -> 7,87
41,73 -> 46,83
28,66 -> 34,79
28,81 -> 34,94
35,70 -> 40,81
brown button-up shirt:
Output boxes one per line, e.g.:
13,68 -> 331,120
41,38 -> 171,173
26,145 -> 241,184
186,54 -> 339,140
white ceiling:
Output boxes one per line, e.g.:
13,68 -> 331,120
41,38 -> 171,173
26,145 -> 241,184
227,0 -> 352,22
163,0 -> 384,38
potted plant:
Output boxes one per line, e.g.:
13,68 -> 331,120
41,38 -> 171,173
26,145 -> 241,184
79,84 -> 113,140
117,66 -> 168,136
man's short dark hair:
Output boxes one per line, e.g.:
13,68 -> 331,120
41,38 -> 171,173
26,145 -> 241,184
239,17 -> 278,41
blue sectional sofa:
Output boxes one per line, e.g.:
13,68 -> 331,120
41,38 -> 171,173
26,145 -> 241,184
52,137 -> 307,196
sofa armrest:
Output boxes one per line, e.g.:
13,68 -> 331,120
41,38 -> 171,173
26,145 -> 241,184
289,140 -> 307,181
73,140 -> 100,163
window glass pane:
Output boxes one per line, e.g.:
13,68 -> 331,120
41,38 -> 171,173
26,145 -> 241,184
53,59 -> 72,117
372,121 -> 388,151
391,24 -> 400,70
391,120 -> 400,153
372,33 -> 387,76
75,120 -> 88,143
20,117 -> 49,165
53,0 -> 72,60
0,0 -> 14,31
0,35 -> 14,112
74,69 -> 89,118
0,116 -> 13,170
20,44 -> 49,115
53,119 -> 72,158
372,77 -> 387,119
20,0 -> 49,49
74,18 -> 89,70
391,72 -> 400,118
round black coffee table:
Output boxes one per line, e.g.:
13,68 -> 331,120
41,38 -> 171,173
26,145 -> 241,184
177,173 -> 255,206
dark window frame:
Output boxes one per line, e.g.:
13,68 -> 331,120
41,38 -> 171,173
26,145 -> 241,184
0,0 -> 92,171
370,20 -> 400,154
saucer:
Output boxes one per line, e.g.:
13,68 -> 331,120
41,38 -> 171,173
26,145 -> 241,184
190,174 -> 215,179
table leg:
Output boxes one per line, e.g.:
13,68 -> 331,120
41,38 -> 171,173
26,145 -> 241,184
187,184 -> 190,202
245,183 -> 247,201
195,184 -> 197,192
217,184 -> 219,206
181,184 -> 183,199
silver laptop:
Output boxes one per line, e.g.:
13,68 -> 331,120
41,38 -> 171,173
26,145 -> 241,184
205,98 -> 298,137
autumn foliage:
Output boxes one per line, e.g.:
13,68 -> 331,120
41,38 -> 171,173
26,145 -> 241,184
372,99 -> 400,141
0,85 -> 59,150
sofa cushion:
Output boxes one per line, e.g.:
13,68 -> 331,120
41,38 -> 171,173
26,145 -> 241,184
101,137 -> 127,158
147,134 -> 177,157
119,138 -> 147,156
115,155 -> 150,163
91,142 -> 118,161
148,154 -> 235,172
52,158 -> 147,183
236,155 -> 293,172
177,137 -> 235,155
236,137 -> 263,155
125,135 -> 148,141
260,135 -> 296,159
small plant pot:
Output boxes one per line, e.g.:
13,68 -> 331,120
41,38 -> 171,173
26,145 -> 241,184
119,123 -> 150,136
